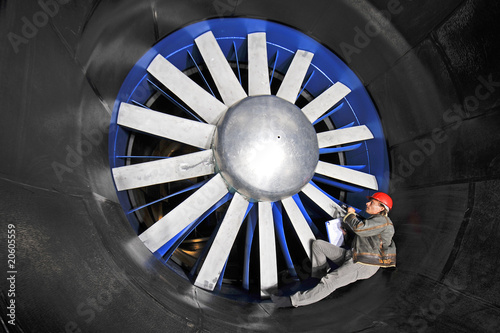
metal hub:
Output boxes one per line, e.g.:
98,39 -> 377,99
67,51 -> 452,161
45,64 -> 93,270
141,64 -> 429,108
213,95 -> 319,202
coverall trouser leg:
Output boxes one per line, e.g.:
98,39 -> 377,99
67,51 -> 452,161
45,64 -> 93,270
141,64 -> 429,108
310,240 -> 346,278
291,240 -> 380,307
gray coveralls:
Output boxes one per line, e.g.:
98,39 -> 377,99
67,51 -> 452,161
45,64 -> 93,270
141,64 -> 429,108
290,239 -> 379,307
290,211 -> 396,307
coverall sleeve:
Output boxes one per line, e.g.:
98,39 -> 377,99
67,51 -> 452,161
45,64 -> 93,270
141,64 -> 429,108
343,213 -> 390,237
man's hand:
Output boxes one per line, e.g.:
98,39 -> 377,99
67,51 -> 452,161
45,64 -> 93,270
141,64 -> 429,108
347,206 -> 356,214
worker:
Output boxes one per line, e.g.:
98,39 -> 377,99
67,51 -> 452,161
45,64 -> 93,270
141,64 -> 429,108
271,192 -> 396,308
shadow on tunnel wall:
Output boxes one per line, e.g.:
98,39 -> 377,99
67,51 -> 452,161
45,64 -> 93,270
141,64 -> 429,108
0,0 -> 499,332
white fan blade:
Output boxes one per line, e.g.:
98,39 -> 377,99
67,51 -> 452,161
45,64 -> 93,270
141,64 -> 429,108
147,55 -> 226,124
139,174 -> 229,253
248,32 -> 271,96
195,31 -> 247,107
276,50 -> 314,103
317,125 -> 374,148
112,150 -> 214,191
301,183 -> 344,217
194,192 -> 249,291
315,161 -> 378,190
301,82 -> 351,123
118,103 -> 216,149
281,197 -> 315,259
258,201 -> 277,296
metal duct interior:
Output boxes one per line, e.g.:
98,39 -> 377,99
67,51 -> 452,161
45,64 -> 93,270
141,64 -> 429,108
1,0 -> 499,332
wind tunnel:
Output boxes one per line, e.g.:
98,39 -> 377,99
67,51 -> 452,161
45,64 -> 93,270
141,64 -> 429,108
1,0 -> 499,332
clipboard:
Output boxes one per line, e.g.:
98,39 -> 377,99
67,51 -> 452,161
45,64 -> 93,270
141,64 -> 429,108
325,218 -> 344,246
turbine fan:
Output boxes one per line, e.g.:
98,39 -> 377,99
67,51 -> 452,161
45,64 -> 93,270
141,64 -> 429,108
111,30 -> 379,298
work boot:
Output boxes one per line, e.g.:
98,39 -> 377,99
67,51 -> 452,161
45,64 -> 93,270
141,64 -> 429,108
270,294 -> 293,308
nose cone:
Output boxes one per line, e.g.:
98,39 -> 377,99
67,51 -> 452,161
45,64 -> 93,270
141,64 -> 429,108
213,95 -> 319,201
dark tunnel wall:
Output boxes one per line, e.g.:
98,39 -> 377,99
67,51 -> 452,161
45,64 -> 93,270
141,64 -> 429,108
1,0 -> 499,332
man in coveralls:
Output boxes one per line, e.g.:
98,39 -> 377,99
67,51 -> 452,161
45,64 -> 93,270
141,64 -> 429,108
272,192 -> 396,307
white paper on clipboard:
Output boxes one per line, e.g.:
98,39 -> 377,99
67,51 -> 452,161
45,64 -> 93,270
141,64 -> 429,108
325,218 -> 344,246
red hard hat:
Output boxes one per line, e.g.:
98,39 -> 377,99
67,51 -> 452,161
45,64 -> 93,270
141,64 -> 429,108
368,192 -> 393,211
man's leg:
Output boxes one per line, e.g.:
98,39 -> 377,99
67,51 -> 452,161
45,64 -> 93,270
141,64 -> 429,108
291,260 -> 379,307
311,240 -> 346,278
